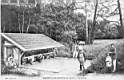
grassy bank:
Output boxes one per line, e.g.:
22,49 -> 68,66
57,39 -> 124,73
57,39 -> 123,58
86,39 -> 124,73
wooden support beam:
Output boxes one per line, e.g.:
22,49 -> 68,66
3,46 -> 7,62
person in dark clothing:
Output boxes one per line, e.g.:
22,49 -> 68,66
108,43 -> 117,72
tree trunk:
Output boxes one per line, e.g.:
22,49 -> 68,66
90,0 -> 98,44
26,18 -> 31,33
17,13 -> 21,33
26,10 -> 31,33
85,0 -> 89,44
3,26 -> 6,33
22,11 -> 25,33
117,0 -> 124,37
85,13 -> 89,44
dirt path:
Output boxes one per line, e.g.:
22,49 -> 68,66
1,57 -> 124,80
22,57 -> 91,75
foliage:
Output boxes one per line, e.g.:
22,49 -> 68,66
86,40 -> 124,73
94,20 -> 122,39
1,5 -> 40,33
1,4 -> 86,51
1,1 -> 123,42
36,4 -> 86,43
1,5 -> 18,32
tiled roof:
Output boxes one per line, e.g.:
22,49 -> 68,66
2,33 -> 64,51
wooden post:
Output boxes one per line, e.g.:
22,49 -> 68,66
18,50 -> 23,67
3,46 -> 7,62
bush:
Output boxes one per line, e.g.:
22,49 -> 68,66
56,45 -> 72,58
86,40 -> 124,73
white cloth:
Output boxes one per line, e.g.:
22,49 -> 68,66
28,56 -> 35,62
7,56 -> 17,67
8,56 -> 13,62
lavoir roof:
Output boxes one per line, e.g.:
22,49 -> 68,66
2,33 -> 64,51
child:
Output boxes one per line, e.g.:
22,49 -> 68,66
106,53 -> 112,72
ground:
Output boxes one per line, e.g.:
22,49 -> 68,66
1,39 -> 124,80
21,57 -> 91,75
1,57 -> 124,80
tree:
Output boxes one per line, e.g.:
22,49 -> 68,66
85,0 -> 89,44
89,0 -> 123,39
1,4 -> 40,33
90,0 -> 98,44
1,5 -> 19,33
37,3 -> 78,41
117,0 -> 124,37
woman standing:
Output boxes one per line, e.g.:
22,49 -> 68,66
108,43 -> 117,72
77,50 -> 86,71
77,42 -> 86,71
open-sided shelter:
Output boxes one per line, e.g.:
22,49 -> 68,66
1,33 -> 64,67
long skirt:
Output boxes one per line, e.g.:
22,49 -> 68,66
78,57 -> 85,65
